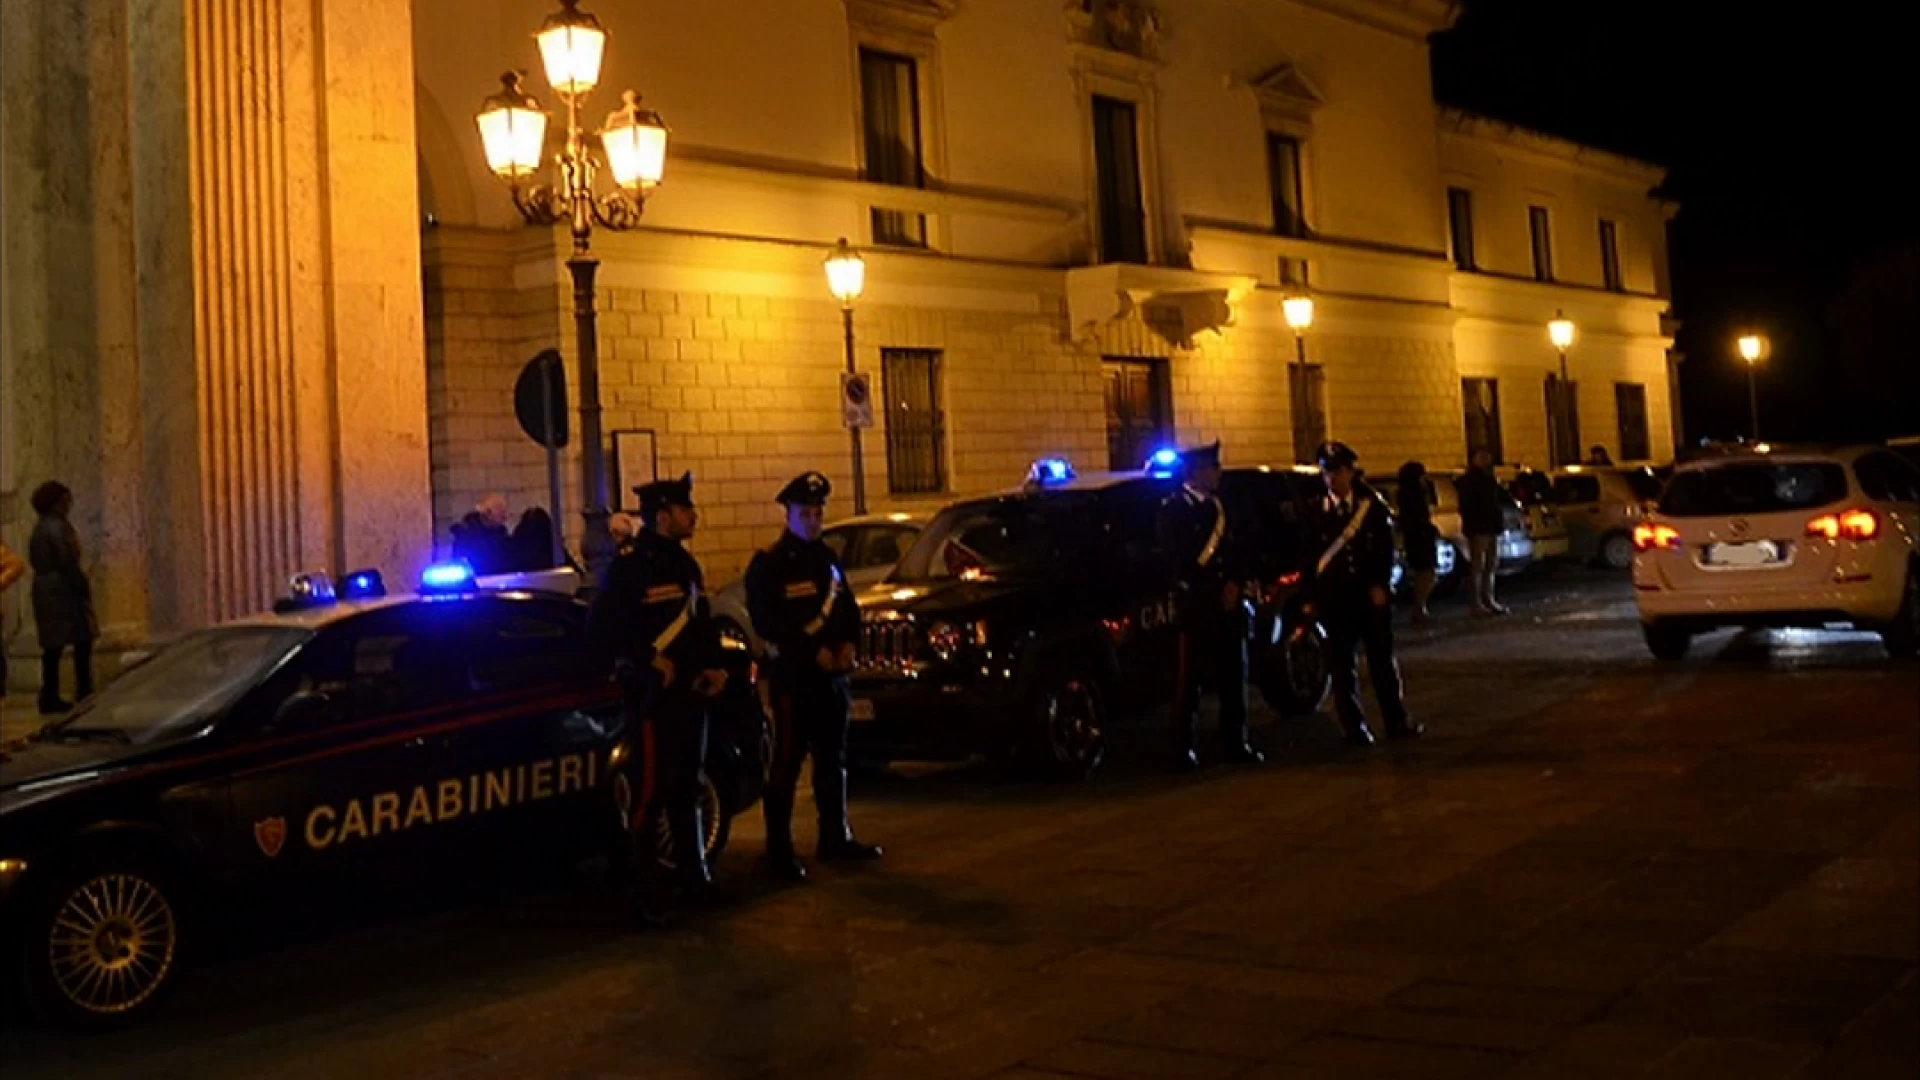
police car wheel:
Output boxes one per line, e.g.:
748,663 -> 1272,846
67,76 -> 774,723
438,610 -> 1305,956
1264,624 -> 1330,717
23,852 -> 187,1030
653,775 -> 730,870
1026,671 -> 1106,781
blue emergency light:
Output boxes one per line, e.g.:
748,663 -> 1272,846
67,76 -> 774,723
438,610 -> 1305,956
1145,447 -> 1180,476
340,568 -> 387,600
273,571 -> 338,613
419,560 -> 476,593
1027,458 -> 1075,485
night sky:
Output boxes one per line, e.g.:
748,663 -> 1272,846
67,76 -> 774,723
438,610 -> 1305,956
1431,1 -> 1919,446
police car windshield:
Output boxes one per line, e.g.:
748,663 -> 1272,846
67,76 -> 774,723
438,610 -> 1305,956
56,626 -> 311,744
893,496 -> 1094,582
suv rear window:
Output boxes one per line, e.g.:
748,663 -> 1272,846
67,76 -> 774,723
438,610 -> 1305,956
1660,462 -> 1849,517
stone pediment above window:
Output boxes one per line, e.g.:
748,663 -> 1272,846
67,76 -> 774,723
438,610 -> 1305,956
1065,0 -> 1164,64
1248,62 -> 1325,127
845,0 -> 958,37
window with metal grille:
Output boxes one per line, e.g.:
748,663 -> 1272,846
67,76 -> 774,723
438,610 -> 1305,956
1461,377 -> 1504,464
1545,375 -> 1581,468
882,348 -> 944,494
860,48 -> 927,247
1447,187 -> 1476,271
1599,219 -> 1623,291
1529,206 -> 1554,281
1290,362 -> 1328,466
1092,96 -> 1148,264
1615,382 -> 1650,461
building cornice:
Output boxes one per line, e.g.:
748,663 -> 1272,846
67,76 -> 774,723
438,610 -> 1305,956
1437,107 -> 1668,190
1289,0 -> 1460,41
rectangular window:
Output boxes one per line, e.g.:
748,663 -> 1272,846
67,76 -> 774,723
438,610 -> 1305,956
1267,133 -> 1305,238
1092,96 -> 1148,264
1102,358 -> 1170,471
1546,375 -> 1581,468
1289,363 -> 1328,466
1599,218 -> 1623,291
882,348 -> 945,494
859,48 -> 926,247
1529,206 -> 1554,281
1615,382 -> 1650,461
1461,377 -> 1504,465
1447,187 -> 1476,271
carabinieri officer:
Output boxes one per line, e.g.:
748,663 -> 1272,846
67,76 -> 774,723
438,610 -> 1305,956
745,471 -> 883,882
588,472 -> 729,906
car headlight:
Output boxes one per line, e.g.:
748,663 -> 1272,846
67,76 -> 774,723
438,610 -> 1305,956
926,620 -> 985,662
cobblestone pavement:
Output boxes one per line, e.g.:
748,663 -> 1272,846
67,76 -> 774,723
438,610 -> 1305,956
4,573 -> 1917,1078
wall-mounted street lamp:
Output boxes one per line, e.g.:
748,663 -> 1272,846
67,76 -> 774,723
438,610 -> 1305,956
474,0 -> 668,580
1282,294 -> 1315,364
824,238 -> 869,515
1547,311 -> 1577,467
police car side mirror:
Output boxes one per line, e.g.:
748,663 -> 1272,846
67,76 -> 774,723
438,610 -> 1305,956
272,690 -> 334,731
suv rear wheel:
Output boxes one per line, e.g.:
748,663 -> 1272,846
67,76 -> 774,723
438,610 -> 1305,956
1643,621 -> 1691,662
1880,565 -> 1919,660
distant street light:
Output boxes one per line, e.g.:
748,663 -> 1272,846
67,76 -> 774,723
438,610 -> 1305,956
474,0 -> 668,581
1547,312 -> 1577,467
825,238 -> 869,515
1738,333 -> 1769,440
1283,294 -> 1314,365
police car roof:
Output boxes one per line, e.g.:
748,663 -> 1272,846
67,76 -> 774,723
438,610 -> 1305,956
986,469 -> 1157,499
223,588 -> 571,631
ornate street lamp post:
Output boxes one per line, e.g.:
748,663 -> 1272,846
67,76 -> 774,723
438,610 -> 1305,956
1548,312 -> 1577,467
824,238 -> 869,515
1737,333 -> 1768,441
1282,294 -> 1314,365
475,0 -> 667,581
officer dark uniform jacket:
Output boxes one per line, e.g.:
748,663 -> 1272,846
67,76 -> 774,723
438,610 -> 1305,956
745,471 -> 882,880
586,472 -> 724,893
1155,441 -> 1262,770
1307,442 -> 1421,746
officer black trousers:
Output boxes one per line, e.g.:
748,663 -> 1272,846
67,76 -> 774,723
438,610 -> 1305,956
1172,612 -> 1251,752
765,669 -> 854,852
1324,600 -> 1410,733
630,692 -> 710,880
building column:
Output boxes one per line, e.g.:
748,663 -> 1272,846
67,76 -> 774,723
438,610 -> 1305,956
127,0 -> 430,630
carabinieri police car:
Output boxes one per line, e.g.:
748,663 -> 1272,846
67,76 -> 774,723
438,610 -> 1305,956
0,562 -> 767,1029
845,455 -> 1330,780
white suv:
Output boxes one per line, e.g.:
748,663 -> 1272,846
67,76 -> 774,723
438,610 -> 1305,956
1633,445 -> 1920,660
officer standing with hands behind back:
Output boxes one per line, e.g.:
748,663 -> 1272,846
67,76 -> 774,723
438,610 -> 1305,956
1157,440 -> 1265,772
1308,442 -> 1424,746
746,472 -> 883,882
588,473 -> 728,909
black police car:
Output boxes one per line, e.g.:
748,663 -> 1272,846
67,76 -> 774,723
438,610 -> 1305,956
0,563 -> 767,1029
844,458 -> 1330,779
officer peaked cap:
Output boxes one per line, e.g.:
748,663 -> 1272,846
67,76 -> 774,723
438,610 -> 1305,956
1317,441 -> 1359,471
635,472 -> 695,516
1179,440 -> 1222,470
776,471 -> 832,507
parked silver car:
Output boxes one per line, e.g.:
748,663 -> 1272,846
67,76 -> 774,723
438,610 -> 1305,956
1547,465 -> 1665,569
1386,472 -> 1534,576
709,512 -> 929,656
1496,467 -> 1573,563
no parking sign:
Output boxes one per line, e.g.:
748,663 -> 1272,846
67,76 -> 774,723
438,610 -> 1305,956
841,371 -> 875,429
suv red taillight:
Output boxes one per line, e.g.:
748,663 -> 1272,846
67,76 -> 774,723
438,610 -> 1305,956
1806,508 -> 1879,542
1632,523 -> 1680,551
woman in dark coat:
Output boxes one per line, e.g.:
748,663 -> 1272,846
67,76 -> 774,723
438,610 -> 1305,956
1395,461 -> 1441,624
29,481 -> 97,713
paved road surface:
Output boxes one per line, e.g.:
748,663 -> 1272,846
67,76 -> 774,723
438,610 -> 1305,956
4,573 -> 1917,1078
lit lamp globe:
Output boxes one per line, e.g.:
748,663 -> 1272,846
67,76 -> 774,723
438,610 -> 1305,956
1738,334 -> 1767,364
601,91 -> 668,191
1282,295 -> 1314,332
475,72 -> 549,181
1548,314 -> 1577,351
536,0 -> 607,99
825,238 -> 866,307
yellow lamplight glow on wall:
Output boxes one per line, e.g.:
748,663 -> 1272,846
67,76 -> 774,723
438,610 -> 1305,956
824,238 -> 866,306
1548,312 -> 1576,351
600,91 -> 668,191
1282,295 -> 1314,332
475,72 -> 549,180
536,0 -> 607,99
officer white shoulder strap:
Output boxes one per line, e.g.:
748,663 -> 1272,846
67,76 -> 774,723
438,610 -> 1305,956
800,564 -> 844,636
651,585 -> 699,654
1315,498 -> 1371,575
1197,495 -> 1227,567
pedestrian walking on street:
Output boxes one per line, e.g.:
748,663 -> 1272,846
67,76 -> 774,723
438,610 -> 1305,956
1309,443 -> 1422,746
1395,461 -> 1440,624
451,493 -> 515,576
587,473 -> 729,913
1456,448 -> 1510,616
1156,440 -> 1264,772
0,539 -> 25,709
28,482 -> 97,714
746,471 -> 882,882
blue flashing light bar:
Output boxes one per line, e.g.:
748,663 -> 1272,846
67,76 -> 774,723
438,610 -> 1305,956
273,571 -> 338,613
1145,447 -> 1180,476
1027,458 -> 1075,485
340,568 -> 387,600
419,561 -> 476,593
